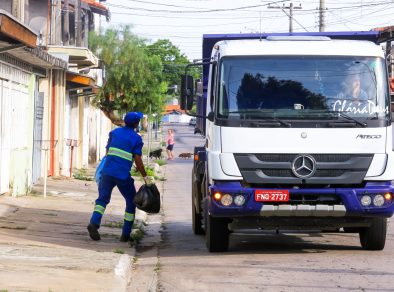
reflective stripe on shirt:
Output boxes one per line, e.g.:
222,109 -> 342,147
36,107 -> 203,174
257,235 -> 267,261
107,147 -> 133,162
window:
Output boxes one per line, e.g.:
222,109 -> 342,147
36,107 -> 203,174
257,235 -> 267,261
218,56 -> 388,120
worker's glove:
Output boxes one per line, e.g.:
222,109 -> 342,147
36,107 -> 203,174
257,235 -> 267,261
143,176 -> 155,186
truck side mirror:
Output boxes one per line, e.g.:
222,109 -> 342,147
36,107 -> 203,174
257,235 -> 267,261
181,75 -> 194,111
207,111 -> 214,122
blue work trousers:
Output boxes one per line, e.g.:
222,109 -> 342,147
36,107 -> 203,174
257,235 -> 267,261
90,174 -> 137,236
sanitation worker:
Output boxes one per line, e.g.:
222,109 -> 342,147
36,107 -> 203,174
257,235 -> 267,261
87,111 -> 151,242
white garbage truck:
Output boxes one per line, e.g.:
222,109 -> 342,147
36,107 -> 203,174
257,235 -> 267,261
181,31 -> 394,252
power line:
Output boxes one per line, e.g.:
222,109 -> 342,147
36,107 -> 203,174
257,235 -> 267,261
106,0 -> 289,13
119,0 -> 203,9
323,3 -> 394,29
139,33 -> 200,39
108,1 -> 393,14
109,19 -> 259,28
299,1 -> 393,11
110,11 -> 291,19
105,0 -> 394,45
109,1 -> 394,21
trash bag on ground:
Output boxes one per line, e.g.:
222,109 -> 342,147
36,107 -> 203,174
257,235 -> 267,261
134,184 -> 161,213
95,156 -> 107,184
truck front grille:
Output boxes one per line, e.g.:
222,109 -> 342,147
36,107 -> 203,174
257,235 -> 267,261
260,169 -> 346,178
234,153 -> 373,185
255,154 -> 353,163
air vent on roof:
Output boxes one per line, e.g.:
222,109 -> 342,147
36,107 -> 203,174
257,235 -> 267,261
266,36 -> 331,41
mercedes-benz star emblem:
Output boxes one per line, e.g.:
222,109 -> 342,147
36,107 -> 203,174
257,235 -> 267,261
292,155 -> 316,178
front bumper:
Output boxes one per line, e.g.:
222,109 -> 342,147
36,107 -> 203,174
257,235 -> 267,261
209,181 -> 394,218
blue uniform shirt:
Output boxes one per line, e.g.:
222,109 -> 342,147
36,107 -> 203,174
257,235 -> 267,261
102,127 -> 143,180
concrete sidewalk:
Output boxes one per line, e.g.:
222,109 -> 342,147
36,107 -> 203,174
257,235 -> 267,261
0,126 -> 165,291
0,175 -> 147,292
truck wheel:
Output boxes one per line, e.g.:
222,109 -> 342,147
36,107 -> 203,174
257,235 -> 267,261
192,198 -> 204,235
359,217 -> 387,250
192,171 -> 204,235
205,214 -> 230,252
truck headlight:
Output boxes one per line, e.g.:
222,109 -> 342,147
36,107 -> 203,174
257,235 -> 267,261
234,195 -> 246,206
373,194 -> 385,207
221,194 -> 233,206
361,195 -> 372,206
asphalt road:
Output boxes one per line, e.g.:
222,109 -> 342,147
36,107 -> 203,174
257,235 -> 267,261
151,123 -> 394,292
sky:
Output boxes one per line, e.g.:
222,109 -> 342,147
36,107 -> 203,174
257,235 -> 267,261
101,0 -> 394,61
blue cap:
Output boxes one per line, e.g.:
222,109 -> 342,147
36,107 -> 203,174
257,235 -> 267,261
124,112 -> 143,127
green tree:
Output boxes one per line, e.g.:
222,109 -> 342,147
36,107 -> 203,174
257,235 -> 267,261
146,39 -> 200,95
89,26 -> 167,125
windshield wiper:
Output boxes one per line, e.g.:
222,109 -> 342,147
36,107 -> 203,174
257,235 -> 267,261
251,117 -> 292,128
223,110 -> 291,127
262,117 -> 292,127
323,110 -> 367,127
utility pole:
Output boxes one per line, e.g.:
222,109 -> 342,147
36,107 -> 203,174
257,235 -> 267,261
268,2 -> 302,33
319,0 -> 325,32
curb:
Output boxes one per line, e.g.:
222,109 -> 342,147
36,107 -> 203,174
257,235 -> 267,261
111,208 -> 147,291
112,253 -> 133,292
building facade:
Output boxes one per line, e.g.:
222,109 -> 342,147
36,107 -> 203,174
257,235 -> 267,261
0,0 -> 111,196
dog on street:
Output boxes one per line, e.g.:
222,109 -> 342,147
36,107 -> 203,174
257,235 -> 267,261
149,148 -> 163,159
178,152 -> 193,159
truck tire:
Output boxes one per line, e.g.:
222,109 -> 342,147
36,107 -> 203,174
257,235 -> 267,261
192,170 -> 204,235
192,197 -> 204,235
359,217 -> 387,250
205,214 -> 230,252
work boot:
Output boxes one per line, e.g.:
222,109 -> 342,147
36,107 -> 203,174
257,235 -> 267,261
119,234 -> 131,242
87,223 -> 101,241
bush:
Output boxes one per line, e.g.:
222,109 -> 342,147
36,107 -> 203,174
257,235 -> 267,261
73,169 -> 94,181
131,166 -> 155,177
154,159 -> 166,166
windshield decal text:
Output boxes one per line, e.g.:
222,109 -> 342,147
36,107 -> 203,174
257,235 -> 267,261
332,100 -> 389,115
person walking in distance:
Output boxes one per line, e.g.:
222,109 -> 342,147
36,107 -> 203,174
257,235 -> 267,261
88,112 -> 152,242
166,129 -> 175,160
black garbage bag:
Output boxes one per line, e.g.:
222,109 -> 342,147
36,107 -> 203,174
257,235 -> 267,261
134,184 -> 161,213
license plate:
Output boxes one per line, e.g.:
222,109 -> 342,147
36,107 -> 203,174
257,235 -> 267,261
255,190 -> 290,202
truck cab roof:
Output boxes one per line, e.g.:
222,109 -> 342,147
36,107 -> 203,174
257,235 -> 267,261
201,31 -> 386,85
213,38 -> 384,59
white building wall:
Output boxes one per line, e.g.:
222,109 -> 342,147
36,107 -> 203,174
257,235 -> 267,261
0,57 -> 34,196
0,80 -> 12,194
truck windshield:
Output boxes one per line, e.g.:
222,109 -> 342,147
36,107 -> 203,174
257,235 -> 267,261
218,56 -> 389,123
